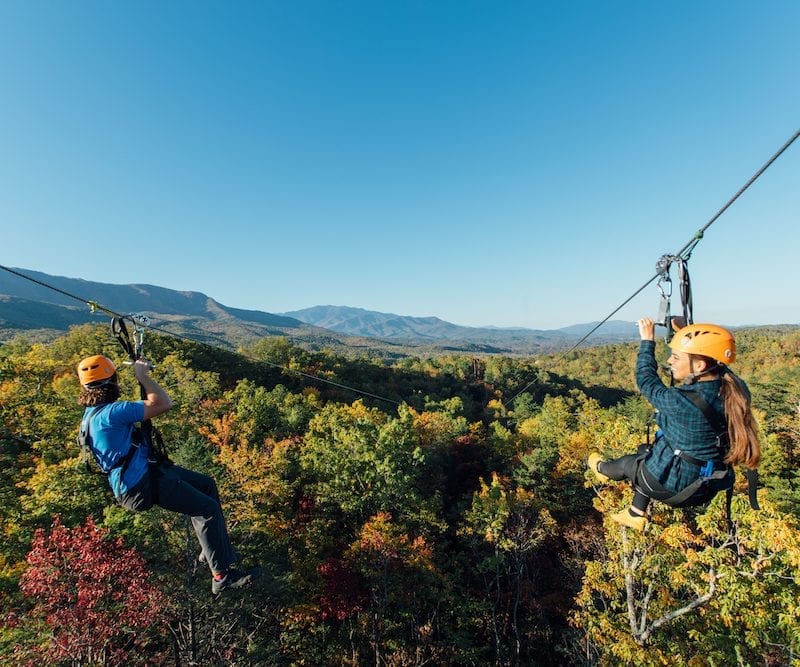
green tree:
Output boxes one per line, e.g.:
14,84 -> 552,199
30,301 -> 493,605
460,473 -> 558,665
299,401 -> 427,531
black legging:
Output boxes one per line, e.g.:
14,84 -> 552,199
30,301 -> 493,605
597,446 -> 652,513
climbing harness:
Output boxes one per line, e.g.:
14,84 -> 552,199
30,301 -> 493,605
633,389 -> 759,534
78,315 -> 172,476
637,392 -> 732,506
77,404 -> 140,477
77,405 -> 106,474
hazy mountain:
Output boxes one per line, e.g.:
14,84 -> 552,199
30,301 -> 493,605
0,268 -> 298,325
283,305 -> 638,347
0,267 -> 325,348
283,305 -> 480,340
0,267 -> 637,355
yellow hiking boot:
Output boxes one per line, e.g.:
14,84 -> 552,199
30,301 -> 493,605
587,452 -> 609,483
610,508 -> 646,532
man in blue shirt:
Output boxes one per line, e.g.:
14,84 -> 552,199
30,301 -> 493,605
77,354 -> 259,594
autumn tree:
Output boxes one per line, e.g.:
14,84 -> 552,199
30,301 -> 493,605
10,516 -> 171,666
459,473 -> 558,665
345,511 -> 442,665
574,492 -> 800,664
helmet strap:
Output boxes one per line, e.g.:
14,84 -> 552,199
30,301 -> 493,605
682,358 -> 723,385
82,373 -> 119,390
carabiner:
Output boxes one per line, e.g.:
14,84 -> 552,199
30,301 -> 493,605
128,313 -> 149,359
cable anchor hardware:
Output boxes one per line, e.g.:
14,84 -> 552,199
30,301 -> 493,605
654,254 -> 693,343
111,314 -> 150,363
655,255 -> 674,332
128,313 -> 150,359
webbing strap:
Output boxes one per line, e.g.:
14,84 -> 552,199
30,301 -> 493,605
654,468 -> 732,507
680,390 -> 728,450
79,405 -> 139,477
111,317 -> 138,361
655,255 -> 693,343
681,389 -> 759,511
110,315 -> 170,465
78,406 -> 105,475
675,258 -> 693,326
673,448 -> 708,468
745,468 -> 760,510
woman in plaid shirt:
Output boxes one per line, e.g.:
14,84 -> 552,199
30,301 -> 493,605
587,317 -> 761,531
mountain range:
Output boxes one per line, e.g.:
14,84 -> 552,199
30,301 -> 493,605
0,267 -> 637,356
282,305 -> 637,349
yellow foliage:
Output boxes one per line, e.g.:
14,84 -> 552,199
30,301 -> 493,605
215,435 -> 297,536
410,408 -> 467,447
349,512 -> 434,572
198,412 -> 239,450
576,487 -> 800,663
280,602 -> 323,633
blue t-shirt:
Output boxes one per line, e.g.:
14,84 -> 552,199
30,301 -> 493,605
82,401 -> 150,497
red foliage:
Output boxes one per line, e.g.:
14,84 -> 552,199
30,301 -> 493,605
19,515 -> 171,665
317,558 -> 366,621
296,492 -> 315,526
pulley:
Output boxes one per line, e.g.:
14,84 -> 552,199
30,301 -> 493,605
654,254 -> 693,343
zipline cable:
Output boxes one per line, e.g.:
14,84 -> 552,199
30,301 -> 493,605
505,127 -> 800,408
3,129 -> 798,412
0,264 -> 401,406
0,265 -> 120,318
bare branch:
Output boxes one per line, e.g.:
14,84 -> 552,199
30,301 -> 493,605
637,568 -> 717,646
622,529 -> 639,636
638,581 -> 655,636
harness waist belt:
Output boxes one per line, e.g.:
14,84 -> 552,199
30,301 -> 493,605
673,448 -> 723,470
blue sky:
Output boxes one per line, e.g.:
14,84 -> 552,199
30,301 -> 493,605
2,1 -> 798,330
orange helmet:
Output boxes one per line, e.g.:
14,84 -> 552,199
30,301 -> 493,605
668,323 -> 736,364
77,355 -> 117,387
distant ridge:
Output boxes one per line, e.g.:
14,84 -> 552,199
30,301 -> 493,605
282,305 -> 638,346
0,268 -> 299,325
0,267 -> 317,347
0,267 -> 637,355
283,305 -> 478,340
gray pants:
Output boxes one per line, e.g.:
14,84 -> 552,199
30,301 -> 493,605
118,463 -> 237,574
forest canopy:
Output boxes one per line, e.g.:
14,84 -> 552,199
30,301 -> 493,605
1,323 -> 799,665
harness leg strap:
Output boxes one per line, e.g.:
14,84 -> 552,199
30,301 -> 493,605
745,468 -> 760,510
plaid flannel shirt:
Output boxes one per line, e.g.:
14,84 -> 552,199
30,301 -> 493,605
636,339 -> 727,494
